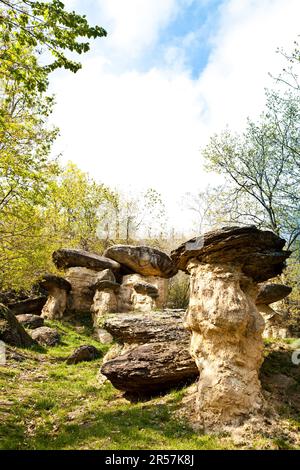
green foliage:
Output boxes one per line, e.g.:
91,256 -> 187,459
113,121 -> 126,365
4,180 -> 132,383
167,272 -> 190,309
0,0 -> 107,92
203,90 -> 300,248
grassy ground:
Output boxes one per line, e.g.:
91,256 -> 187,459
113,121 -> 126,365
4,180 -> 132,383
1,319 -> 300,450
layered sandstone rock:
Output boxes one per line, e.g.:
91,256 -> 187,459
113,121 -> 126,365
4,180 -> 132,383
256,283 -> 292,339
118,274 -> 168,312
256,284 -> 292,305
104,245 -> 177,278
65,267 -> 106,314
91,279 -> 120,327
100,311 -> 198,394
171,226 -> 291,429
39,275 -> 71,320
53,248 -> 121,273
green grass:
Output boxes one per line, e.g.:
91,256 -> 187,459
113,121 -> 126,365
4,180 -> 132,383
1,321 -> 300,450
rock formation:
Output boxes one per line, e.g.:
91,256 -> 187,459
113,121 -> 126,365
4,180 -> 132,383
256,283 -> 292,339
53,248 -> 121,272
100,311 -> 198,394
66,345 -> 100,364
65,267 -> 107,314
118,274 -> 167,313
39,275 -> 71,320
104,245 -> 177,278
8,297 -> 47,316
30,326 -> 60,346
0,303 -> 36,347
39,245 -> 173,330
16,314 -> 44,329
171,226 -> 291,429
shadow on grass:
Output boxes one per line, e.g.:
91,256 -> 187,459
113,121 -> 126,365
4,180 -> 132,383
11,401 -> 218,450
260,348 -> 300,422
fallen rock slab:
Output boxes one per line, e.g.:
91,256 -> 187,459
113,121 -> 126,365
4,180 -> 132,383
0,304 -> 35,347
16,314 -> 44,329
66,345 -> 100,365
100,311 -> 198,394
101,341 -> 198,394
53,248 -> 120,272
30,327 -> 60,347
104,245 -> 177,278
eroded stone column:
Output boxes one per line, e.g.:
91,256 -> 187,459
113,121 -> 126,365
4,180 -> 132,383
171,226 -> 291,429
185,260 -> 264,428
39,275 -> 71,320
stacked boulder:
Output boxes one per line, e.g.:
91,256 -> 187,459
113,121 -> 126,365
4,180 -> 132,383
100,311 -> 198,395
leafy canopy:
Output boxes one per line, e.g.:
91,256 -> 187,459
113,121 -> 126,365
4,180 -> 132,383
0,0 -> 107,92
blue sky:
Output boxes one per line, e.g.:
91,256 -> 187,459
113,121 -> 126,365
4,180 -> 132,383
50,0 -> 300,234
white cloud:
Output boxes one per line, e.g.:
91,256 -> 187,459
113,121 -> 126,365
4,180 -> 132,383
98,0 -> 179,58
50,0 -> 300,233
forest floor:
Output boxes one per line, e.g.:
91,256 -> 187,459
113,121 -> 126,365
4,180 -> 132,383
1,317 -> 300,450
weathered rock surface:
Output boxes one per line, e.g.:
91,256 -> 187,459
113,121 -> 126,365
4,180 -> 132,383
66,345 -> 100,364
103,312 -> 190,344
171,226 -> 291,283
65,267 -> 107,313
16,314 -> 44,329
39,275 -> 71,320
118,274 -> 168,312
8,297 -> 47,316
172,226 -> 291,429
53,248 -> 120,272
91,283 -> 119,327
100,311 -> 198,394
101,341 -> 198,394
0,304 -> 35,347
256,284 -> 292,305
257,304 -> 288,339
104,245 -> 177,278
30,326 -> 60,347
133,282 -> 159,298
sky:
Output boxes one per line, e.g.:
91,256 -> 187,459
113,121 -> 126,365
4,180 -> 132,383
49,0 -> 300,233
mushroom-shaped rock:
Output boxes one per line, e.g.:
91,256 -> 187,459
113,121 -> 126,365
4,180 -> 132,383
133,282 -> 159,298
256,284 -> 292,305
65,267 -> 116,314
171,225 -> 290,282
30,326 -> 60,347
53,248 -> 120,272
39,275 -> 71,320
171,226 -> 291,429
93,280 -> 120,292
255,284 -> 291,339
0,304 -> 35,347
91,281 -> 120,328
118,274 -> 168,312
8,296 -> 47,316
66,345 -> 100,365
16,314 -> 44,329
103,245 -> 177,278
100,311 -> 198,394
